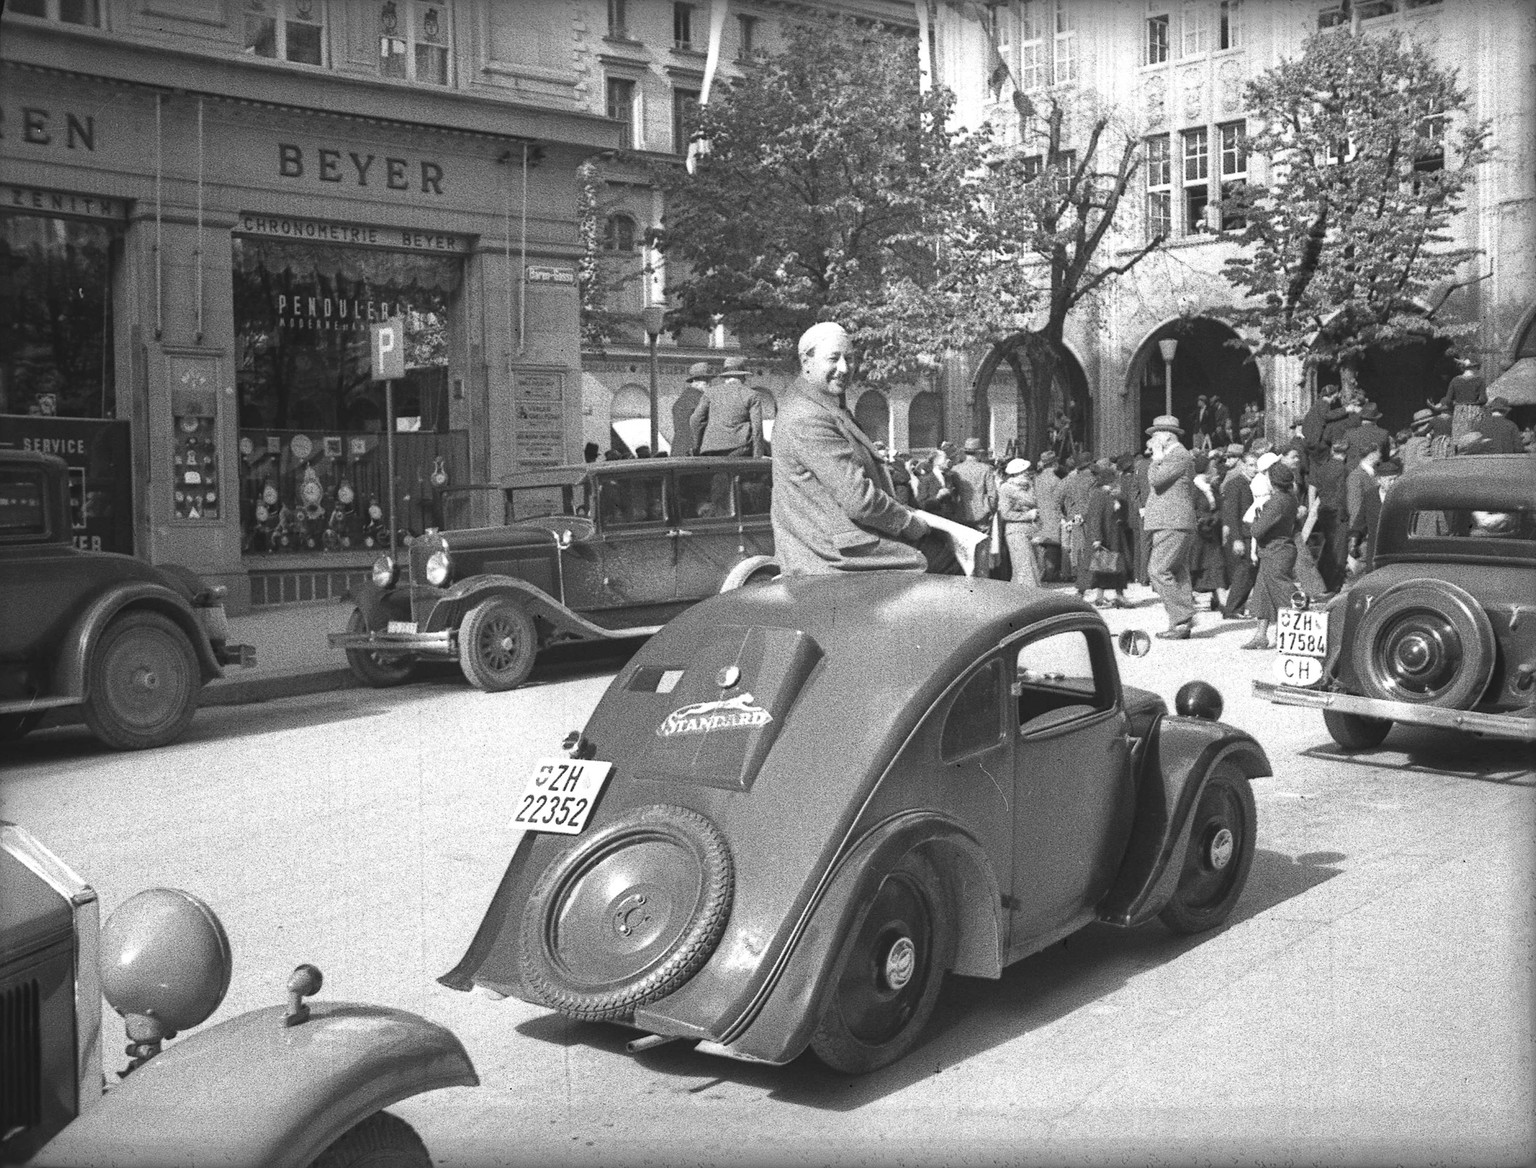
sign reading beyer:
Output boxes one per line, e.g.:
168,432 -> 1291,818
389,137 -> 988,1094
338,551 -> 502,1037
371,317 -> 406,380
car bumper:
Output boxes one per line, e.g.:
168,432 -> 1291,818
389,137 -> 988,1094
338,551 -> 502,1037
328,629 -> 456,658
1254,681 -> 1536,741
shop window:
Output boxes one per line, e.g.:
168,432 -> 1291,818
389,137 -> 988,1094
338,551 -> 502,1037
1182,126 -> 1210,235
378,1 -> 449,85
672,87 -> 699,156
1145,133 -> 1172,240
940,660 -> 1004,763
232,236 -> 464,554
1218,120 -> 1247,230
5,0 -> 101,25
606,77 -> 637,148
0,215 -> 116,419
1181,1 -> 1210,56
1146,13 -> 1169,64
673,2 -> 694,50
1218,0 -> 1241,48
243,0 -> 325,66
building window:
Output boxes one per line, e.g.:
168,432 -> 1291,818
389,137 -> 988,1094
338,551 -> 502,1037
1145,133 -> 1172,240
602,213 -> 638,252
1052,0 -> 1076,83
1018,0 -> 1044,90
607,0 -> 627,38
5,0 -> 101,23
1411,114 -> 1446,190
1318,4 -> 1348,27
1218,120 -> 1246,229
1405,0 -> 1443,8
378,2 -> 449,85
672,87 -> 699,155
1181,2 -> 1211,56
1147,13 -> 1170,64
737,14 -> 757,57
243,0 -> 325,67
1218,0 -> 1241,48
1183,126 -> 1209,234
673,2 -> 694,50
1356,0 -> 1397,16
992,3 -> 1011,51
606,77 -> 636,148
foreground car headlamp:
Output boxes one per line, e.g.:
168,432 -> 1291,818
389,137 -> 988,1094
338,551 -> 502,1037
425,547 -> 453,587
371,555 -> 397,588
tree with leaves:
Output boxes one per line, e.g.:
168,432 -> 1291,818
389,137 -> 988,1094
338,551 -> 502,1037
1220,28 -> 1490,396
655,14 -> 976,384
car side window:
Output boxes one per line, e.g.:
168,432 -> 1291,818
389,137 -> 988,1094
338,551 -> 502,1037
599,474 -> 666,528
738,469 -> 772,517
676,471 -> 735,521
940,659 -> 1004,763
1013,630 -> 1110,735
0,469 -> 48,538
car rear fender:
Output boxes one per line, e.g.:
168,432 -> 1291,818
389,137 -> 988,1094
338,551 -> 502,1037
707,812 -> 1001,1066
55,583 -> 220,699
1097,715 -> 1271,928
29,1003 -> 478,1168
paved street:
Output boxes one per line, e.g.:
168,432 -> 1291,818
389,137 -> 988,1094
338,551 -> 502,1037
2,595 -> 1531,1168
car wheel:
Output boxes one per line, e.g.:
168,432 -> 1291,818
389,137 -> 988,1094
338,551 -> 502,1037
1323,709 -> 1392,751
519,805 -> 734,1022
810,852 -> 953,1075
310,1111 -> 430,1168
81,610 -> 200,751
1352,579 -> 1495,709
458,598 -> 538,692
342,608 -> 416,688
1158,763 -> 1257,936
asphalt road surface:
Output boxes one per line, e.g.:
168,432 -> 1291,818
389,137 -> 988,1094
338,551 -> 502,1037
3,599 -> 1532,1168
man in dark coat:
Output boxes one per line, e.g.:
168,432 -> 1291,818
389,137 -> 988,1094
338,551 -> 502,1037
1305,438 -> 1351,593
1060,451 -> 1098,596
1345,448 -> 1396,570
1219,450 -> 1256,618
670,362 -> 710,457
1479,397 -> 1523,454
691,356 -> 765,457
1344,401 -> 1391,470
770,323 -> 945,576
1032,450 -> 1066,582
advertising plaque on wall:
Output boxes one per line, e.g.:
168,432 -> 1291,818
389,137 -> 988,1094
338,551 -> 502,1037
513,369 -> 565,467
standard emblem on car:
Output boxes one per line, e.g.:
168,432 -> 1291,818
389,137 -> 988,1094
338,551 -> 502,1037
656,693 -> 773,737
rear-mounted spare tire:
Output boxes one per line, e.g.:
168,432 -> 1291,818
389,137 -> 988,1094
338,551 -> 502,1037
518,804 -> 734,1022
1352,579 -> 1495,709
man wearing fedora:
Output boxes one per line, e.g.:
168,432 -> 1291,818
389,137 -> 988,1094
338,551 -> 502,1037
1400,408 -> 1437,471
952,437 -> 999,533
1344,401 -> 1391,470
690,355 -> 765,458
1142,414 -> 1197,638
670,362 -> 712,458
1479,396 -> 1522,454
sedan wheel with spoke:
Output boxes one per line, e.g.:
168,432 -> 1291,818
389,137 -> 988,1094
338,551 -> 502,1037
458,598 -> 538,692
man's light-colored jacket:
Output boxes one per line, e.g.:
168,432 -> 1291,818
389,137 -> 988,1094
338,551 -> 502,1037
770,379 -> 927,575
1143,442 -> 1196,532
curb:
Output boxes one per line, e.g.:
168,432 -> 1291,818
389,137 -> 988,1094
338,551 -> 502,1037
201,667 -> 359,707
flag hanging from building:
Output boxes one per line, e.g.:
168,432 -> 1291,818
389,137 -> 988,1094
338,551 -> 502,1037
686,0 -> 731,174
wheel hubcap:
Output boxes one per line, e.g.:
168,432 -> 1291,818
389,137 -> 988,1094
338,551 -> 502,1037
132,668 -> 160,691
1207,826 -> 1234,871
882,936 -> 915,991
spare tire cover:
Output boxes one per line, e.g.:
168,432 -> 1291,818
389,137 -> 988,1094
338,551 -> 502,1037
519,804 -> 734,1021
1351,579 -> 1495,708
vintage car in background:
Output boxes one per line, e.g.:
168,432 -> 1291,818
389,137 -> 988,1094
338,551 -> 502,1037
1,821 -> 476,1167
441,573 -> 1270,1074
1258,455 -> 1536,749
0,450 -> 254,750
330,456 -> 776,692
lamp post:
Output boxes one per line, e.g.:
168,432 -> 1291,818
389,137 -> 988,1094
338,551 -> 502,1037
1157,338 -> 1179,417
641,304 -> 667,457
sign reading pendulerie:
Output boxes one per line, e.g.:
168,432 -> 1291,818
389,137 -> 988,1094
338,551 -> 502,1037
371,317 -> 406,381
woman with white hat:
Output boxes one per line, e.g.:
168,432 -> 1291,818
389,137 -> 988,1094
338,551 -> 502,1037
997,457 -> 1040,586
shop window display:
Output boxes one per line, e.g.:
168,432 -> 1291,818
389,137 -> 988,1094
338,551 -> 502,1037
233,236 -> 466,555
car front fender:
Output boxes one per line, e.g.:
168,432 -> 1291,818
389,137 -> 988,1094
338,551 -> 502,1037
347,577 -> 415,630
30,1002 -> 477,1168
55,582 -> 221,700
439,575 -> 650,642
1097,715 -> 1271,928
684,811 -> 1001,1066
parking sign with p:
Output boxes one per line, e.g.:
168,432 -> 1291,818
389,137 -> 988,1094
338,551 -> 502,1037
371,317 -> 406,381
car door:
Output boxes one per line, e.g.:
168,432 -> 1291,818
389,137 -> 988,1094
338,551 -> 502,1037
1007,620 -> 1134,950
592,470 -> 675,609
735,463 -> 774,559
672,465 -> 745,600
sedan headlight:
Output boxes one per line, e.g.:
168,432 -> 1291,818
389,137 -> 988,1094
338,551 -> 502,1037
425,548 -> 453,586
371,555 -> 396,588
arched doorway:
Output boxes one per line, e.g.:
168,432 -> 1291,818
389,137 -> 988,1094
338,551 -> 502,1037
1130,317 -> 1263,448
610,383 -> 660,455
853,389 -> 889,445
1315,336 -> 1455,436
908,391 -> 943,450
971,334 -> 1090,459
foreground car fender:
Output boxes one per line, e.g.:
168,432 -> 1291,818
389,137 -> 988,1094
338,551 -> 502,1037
1097,715 -> 1271,928
55,582 -> 222,699
31,1003 -> 478,1168
656,811 -> 1002,1067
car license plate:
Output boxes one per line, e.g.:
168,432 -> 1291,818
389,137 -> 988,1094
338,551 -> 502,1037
511,758 -> 614,835
1275,609 -> 1328,658
386,620 -> 417,634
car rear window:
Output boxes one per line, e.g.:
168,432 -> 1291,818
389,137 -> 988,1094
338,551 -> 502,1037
1407,508 -> 1536,543
0,470 -> 48,538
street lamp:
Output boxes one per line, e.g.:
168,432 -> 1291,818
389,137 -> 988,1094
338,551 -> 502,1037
1157,337 -> 1179,417
641,304 -> 667,456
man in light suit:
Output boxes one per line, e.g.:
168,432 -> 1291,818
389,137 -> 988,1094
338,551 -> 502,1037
690,356 -> 766,457
771,322 -> 951,576
1142,414 -> 1197,638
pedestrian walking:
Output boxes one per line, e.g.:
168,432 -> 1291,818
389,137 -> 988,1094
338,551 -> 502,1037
1344,402 -> 1392,471
914,447 -> 958,518
1142,415 -> 1197,639
1219,449 -> 1256,619
1061,452 -> 1097,597
1190,453 -> 1226,610
1083,464 -> 1129,607
1031,451 -> 1066,582
952,438 -> 1000,532
1304,439 -> 1351,593
997,458 -> 1040,587
690,356 -> 766,457
1244,462 -> 1301,650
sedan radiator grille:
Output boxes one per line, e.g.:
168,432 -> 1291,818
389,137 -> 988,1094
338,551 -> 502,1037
1,976 -> 42,1140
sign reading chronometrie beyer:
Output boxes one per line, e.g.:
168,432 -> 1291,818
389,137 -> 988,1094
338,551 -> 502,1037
238,213 -> 465,253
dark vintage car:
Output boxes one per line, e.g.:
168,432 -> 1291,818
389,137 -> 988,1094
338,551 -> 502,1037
0,450 -> 253,750
329,456 -> 776,692
1,821 -> 476,1167
1258,454 -> 1536,748
441,573 -> 1270,1073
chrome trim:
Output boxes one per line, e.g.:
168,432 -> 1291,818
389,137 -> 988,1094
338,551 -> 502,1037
1254,681 -> 1536,741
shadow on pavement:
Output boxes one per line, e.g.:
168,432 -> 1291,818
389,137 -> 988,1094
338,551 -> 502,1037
1300,726 -> 1535,785
509,847 -> 1343,1110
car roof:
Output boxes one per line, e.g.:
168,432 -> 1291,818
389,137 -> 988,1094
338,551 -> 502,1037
502,456 -> 771,489
1385,455 -> 1536,515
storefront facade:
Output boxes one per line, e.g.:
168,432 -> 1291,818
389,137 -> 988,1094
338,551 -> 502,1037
1,18 -> 617,610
